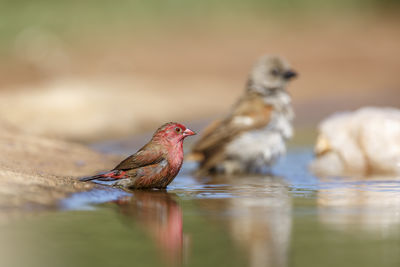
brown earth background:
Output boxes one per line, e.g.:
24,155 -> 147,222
0,1 -> 399,142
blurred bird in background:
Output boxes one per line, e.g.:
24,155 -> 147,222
80,122 -> 195,189
311,107 -> 400,177
191,55 -> 297,175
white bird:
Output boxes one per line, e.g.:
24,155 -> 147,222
310,107 -> 400,177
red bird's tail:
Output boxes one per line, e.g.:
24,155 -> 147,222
79,170 -> 127,182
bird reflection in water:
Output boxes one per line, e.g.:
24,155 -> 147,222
317,175 -> 400,235
113,191 -> 187,266
195,174 -> 292,267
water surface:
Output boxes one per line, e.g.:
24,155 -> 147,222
1,148 -> 399,267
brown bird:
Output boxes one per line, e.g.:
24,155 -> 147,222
80,122 -> 195,189
192,55 -> 297,175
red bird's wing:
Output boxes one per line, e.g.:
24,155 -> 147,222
80,144 -> 166,183
113,144 -> 165,171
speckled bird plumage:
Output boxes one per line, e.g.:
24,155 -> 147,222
192,55 -> 297,175
80,122 -> 195,189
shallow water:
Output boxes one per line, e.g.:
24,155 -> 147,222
1,148 -> 400,267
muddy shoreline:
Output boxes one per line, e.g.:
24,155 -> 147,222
0,121 -> 122,219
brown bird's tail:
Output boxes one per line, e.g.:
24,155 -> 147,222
79,170 -> 127,182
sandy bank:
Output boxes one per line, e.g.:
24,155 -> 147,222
0,121 -> 120,219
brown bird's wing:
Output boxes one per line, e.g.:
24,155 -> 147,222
193,94 -> 273,153
113,143 -> 165,171
192,94 -> 273,174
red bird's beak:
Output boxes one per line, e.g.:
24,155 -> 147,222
183,128 -> 196,137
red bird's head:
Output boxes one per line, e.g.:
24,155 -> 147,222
152,122 -> 196,145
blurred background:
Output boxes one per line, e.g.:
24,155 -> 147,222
0,0 -> 399,142
1,2 -> 400,267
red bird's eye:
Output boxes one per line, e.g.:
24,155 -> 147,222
175,127 -> 182,133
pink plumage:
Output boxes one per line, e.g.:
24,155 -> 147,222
80,122 -> 195,189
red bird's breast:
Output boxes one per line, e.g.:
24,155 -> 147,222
167,142 -> 184,171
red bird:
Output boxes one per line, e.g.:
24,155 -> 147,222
80,122 -> 195,189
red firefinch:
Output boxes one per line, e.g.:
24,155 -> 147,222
192,55 -> 297,175
80,122 -> 195,189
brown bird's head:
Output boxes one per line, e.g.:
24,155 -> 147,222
246,55 -> 297,96
153,122 -> 196,145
